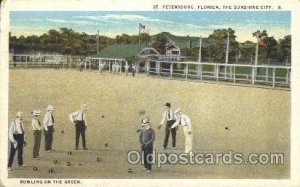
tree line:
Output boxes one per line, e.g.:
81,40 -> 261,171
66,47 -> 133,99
9,27 -> 291,65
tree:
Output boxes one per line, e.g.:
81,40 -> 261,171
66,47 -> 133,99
252,30 -> 268,65
151,34 -> 168,54
277,35 -> 291,64
207,28 -> 239,63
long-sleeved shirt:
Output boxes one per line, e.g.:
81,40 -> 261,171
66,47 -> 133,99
69,110 -> 87,126
32,117 -> 42,131
160,108 -> 175,125
171,114 -> 192,132
43,112 -> 54,131
8,119 -> 24,143
139,128 -> 155,145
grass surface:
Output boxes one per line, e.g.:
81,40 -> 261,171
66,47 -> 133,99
8,69 -> 290,178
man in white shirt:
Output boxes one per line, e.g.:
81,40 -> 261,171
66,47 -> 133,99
8,112 -> 27,170
43,105 -> 55,152
32,110 -> 42,158
170,108 -> 193,153
158,103 -> 177,150
125,62 -> 129,76
69,104 -> 88,150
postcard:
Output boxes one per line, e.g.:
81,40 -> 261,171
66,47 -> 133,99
0,0 -> 299,186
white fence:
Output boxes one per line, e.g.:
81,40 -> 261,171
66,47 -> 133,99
10,54 -> 291,89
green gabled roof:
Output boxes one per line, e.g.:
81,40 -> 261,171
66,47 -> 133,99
93,42 -> 147,59
151,32 -> 209,49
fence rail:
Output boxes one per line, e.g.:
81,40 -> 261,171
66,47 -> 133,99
9,54 -> 291,89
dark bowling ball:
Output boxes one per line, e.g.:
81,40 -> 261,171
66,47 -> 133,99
225,127 -> 229,130
105,143 -> 108,147
102,115 -> 104,118
128,168 -> 134,173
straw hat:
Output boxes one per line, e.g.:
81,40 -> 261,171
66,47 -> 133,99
80,104 -> 88,110
46,105 -> 54,111
16,111 -> 23,117
33,110 -> 42,116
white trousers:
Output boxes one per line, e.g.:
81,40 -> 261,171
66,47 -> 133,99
182,126 -> 193,153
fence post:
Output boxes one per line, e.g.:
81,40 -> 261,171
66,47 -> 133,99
252,66 -> 255,85
170,63 -> 173,78
109,60 -> 111,72
272,67 -> 276,87
200,64 -> 203,81
185,64 -> 188,79
285,68 -> 289,85
264,67 -> 268,82
216,64 -> 219,82
233,66 -> 236,84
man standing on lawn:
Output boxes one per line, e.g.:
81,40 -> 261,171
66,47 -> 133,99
43,105 -> 55,152
139,118 -> 155,173
8,112 -> 27,170
69,104 -> 88,150
170,108 -> 193,154
158,102 -> 177,150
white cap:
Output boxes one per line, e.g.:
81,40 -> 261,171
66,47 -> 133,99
174,108 -> 182,114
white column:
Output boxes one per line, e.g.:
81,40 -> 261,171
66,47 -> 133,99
198,36 -> 202,63
225,32 -> 229,64
255,35 -> 259,66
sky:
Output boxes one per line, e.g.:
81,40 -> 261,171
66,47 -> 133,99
10,11 -> 291,42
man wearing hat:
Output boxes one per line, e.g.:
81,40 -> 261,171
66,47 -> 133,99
69,104 -> 88,150
158,102 -> 177,150
43,105 -> 55,152
170,108 -> 193,153
8,112 -> 27,170
32,110 -> 43,158
138,118 -> 155,173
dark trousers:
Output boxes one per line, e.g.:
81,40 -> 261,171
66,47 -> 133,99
163,120 -> 176,148
8,134 -> 24,167
33,130 -> 41,157
75,121 -> 86,149
44,126 -> 54,151
142,144 -> 153,170
132,70 -> 135,77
